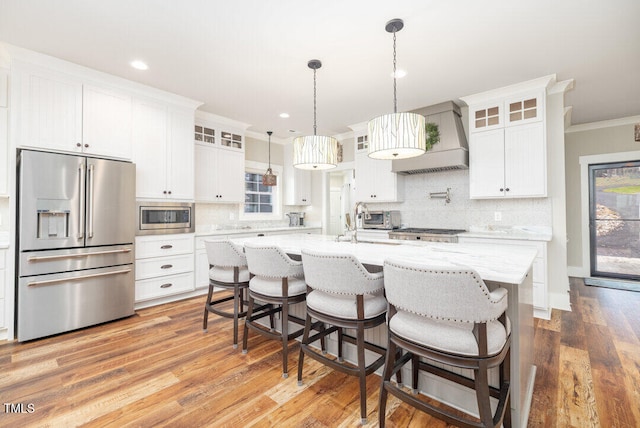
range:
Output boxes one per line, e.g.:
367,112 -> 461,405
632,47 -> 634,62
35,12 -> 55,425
388,228 -> 466,243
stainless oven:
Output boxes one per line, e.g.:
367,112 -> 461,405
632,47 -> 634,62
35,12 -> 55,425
136,201 -> 195,235
362,210 -> 401,230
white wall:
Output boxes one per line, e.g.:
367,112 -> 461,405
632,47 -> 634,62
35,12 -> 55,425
0,199 -> 8,232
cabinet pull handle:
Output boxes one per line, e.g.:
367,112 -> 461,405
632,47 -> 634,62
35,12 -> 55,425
160,244 -> 173,249
161,264 -> 173,269
160,283 -> 173,289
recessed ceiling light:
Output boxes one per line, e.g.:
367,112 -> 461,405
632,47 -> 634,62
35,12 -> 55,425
391,69 -> 407,78
279,113 -> 290,118
131,60 -> 148,70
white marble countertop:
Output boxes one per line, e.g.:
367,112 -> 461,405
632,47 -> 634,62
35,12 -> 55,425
195,225 -> 321,237
460,226 -> 552,242
231,234 -> 537,285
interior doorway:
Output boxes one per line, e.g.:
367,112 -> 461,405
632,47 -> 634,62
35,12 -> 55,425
327,169 -> 354,236
588,160 -> 640,281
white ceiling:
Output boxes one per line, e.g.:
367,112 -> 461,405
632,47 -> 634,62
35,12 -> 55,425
1,0 -> 639,140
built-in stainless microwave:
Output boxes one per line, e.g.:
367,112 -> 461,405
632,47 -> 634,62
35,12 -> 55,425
362,210 -> 401,230
136,201 -> 195,235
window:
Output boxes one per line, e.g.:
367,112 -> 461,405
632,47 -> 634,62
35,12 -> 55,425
239,161 -> 282,220
244,172 -> 274,213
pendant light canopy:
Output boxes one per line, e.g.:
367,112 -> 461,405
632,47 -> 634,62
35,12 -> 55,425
368,19 -> 426,160
262,131 -> 277,186
293,59 -> 338,170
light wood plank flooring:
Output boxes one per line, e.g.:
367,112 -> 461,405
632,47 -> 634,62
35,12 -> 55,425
1,277 -> 638,427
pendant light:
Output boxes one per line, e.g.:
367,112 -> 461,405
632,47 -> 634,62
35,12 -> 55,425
262,131 -> 277,186
293,59 -> 338,170
368,19 -> 426,160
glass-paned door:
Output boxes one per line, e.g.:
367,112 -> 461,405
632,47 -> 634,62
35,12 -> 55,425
589,161 -> 640,280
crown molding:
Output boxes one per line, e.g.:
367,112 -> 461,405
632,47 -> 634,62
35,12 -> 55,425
566,115 -> 640,133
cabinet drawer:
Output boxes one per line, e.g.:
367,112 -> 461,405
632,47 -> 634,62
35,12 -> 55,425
135,272 -> 194,302
136,234 -> 194,258
135,254 -> 194,280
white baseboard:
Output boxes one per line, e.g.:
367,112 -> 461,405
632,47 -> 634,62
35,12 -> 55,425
567,265 -> 588,278
549,290 -> 572,312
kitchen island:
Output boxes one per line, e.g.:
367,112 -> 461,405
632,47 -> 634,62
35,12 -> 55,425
230,234 -> 537,427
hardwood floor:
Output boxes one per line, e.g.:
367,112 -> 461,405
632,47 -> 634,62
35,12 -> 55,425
1,277 -> 638,427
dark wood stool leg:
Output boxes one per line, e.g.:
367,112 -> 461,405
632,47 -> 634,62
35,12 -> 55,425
281,299 -> 289,378
297,313 -> 313,386
474,361 -> 493,427
232,284 -> 240,348
356,322 -> 367,425
378,338 -> 397,428
337,327 -> 344,362
242,294 -> 255,354
203,283 -> 214,331
412,353 -> 420,394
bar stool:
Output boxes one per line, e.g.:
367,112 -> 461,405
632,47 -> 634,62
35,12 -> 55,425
298,249 -> 390,425
203,240 -> 250,348
379,258 -> 512,428
242,243 -> 308,378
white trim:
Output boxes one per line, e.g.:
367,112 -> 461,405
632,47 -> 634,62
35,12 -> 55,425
578,150 -> 640,279
239,160 -> 283,221
567,265 -> 588,278
547,78 -> 574,95
195,110 -> 250,131
459,74 -> 556,106
549,291 -> 572,312
567,115 -> 640,133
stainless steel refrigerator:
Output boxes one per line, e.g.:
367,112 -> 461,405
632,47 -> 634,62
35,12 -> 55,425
16,150 -> 136,341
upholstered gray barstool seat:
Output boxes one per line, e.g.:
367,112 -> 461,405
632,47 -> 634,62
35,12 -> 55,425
242,243 -> 309,378
379,258 -> 512,428
203,240 -> 251,348
298,249 -> 394,425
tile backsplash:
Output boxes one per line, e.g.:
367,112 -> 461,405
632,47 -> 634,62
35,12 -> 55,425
369,169 -> 552,230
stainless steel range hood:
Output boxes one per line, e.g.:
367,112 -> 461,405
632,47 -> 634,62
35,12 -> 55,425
392,101 -> 469,174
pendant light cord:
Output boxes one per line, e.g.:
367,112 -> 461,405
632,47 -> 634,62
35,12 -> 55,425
392,29 -> 398,114
313,67 -> 317,136
267,131 -> 272,168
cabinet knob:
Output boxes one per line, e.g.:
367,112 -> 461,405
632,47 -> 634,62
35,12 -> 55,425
76,143 -> 82,147
84,144 -> 89,148
163,190 -> 167,194
168,190 -> 172,195
499,188 -> 504,192
505,188 -> 510,192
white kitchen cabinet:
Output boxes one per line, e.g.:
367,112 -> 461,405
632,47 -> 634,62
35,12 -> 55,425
458,236 -> 548,317
13,64 -> 132,159
133,100 -> 195,200
0,68 -> 8,195
135,234 -> 195,302
194,144 -> 244,203
354,151 -> 403,202
16,65 -> 83,153
0,249 -> 6,329
82,84 -> 132,159
283,144 -> 311,205
469,122 -> 545,198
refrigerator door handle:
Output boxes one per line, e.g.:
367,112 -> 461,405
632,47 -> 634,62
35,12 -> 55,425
78,163 -> 86,239
27,248 -> 132,262
87,163 -> 94,238
27,268 -> 132,287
